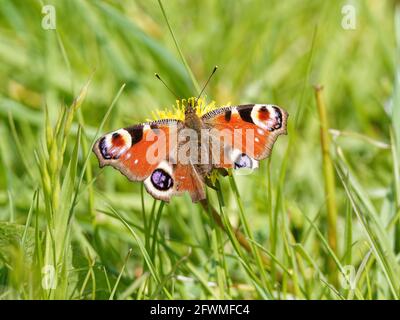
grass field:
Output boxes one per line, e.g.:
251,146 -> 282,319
0,0 -> 399,299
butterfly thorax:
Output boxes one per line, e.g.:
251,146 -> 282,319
183,101 -> 213,177
184,104 -> 203,132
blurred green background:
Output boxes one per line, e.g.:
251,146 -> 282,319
0,0 -> 399,299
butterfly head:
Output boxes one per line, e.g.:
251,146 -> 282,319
184,97 -> 198,115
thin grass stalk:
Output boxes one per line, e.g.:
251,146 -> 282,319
199,195 -> 298,296
228,176 -> 270,289
314,85 -> 338,283
157,0 -> 200,93
109,248 -> 133,300
199,198 -> 270,270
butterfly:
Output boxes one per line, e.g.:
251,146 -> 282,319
93,98 -> 288,203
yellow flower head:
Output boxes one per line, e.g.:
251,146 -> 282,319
149,97 -> 224,121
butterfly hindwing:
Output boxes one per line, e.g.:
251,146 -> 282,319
173,163 -> 206,202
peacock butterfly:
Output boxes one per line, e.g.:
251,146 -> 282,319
92,97 -> 288,203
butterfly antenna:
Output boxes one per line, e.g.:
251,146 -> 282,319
197,66 -> 218,101
155,73 -> 179,100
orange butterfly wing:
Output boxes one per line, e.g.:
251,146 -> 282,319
93,119 -> 180,181
202,104 -> 288,169
93,119 -> 206,202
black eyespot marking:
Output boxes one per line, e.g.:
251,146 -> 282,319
234,153 -> 252,169
224,110 -> 232,122
259,105 -> 268,112
126,125 -> 143,145
271,106 -> 282,131
99,137 -> 112,160
238,107 -> 254,124
112,132 -> 120,140
151,169 -> 174,191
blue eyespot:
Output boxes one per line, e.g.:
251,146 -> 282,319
234,153 -> 252,169
99,137 -> 111,159
151,169 -> 174,191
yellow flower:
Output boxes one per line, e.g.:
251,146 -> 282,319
149,97 -> 227,121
